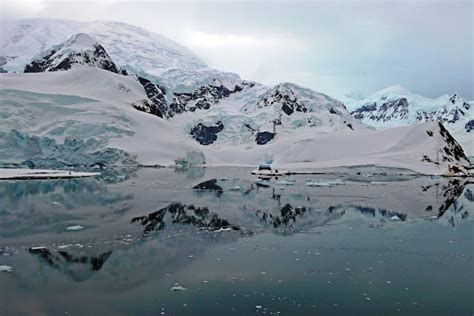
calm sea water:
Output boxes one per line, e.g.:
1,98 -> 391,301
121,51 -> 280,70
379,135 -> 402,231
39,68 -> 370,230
0,167 -> 472,315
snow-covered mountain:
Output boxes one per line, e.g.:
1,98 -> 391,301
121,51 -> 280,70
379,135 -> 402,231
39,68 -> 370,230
0,18 -> 471,175
20,31 -> 364,147
345,85 -> 473,156
1,18 -> 239,91
24,33 -> 123,74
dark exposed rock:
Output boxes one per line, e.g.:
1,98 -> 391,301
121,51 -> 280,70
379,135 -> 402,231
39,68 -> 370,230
465,120 -> 474,133
255,131 -> 276,145
24,50 -> 58,73
190,121 -> 224,145
135,76 -> 169,118
437,122 -> 468,163
170,82 -> 252,116
24,42 -> 121,74
281,103 -> 294,115
256,86 -> 308,115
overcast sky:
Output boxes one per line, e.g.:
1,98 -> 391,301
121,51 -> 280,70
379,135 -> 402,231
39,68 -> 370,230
2,0 -> 473,99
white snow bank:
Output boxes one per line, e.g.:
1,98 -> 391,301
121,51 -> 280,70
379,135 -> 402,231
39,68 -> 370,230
0,169 -> 99,180
205,121 -> 471,176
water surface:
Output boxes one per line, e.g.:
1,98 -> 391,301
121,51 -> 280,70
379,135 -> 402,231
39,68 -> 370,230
0,167 -> 472,315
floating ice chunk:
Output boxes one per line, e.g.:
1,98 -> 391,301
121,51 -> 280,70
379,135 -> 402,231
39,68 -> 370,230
228,186 -> 241,191
370,181 -> 387,185
306,181 -> 331,187
66,225 -> 84,231
0,265 -> 13,272
57,244 -> 72,249
390,215 -> 400,221
171,284 -> 187,291
256,305 -> 263,309
276,180 -> 294,185
30,246 -> 47,250
214,227 -> 232,233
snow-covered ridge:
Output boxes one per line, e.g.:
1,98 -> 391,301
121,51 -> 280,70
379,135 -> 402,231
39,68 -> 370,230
1,18 -> 239,91
346,85 -> 473,156
170,81 -> 365,147
0,19 -> 471,175
24,33 -> 122,74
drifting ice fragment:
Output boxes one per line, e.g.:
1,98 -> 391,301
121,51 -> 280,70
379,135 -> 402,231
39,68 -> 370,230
0,265 -> 13,272
67,225 -> 85,231
171,284 -> 187,291
276,180 -> 294,185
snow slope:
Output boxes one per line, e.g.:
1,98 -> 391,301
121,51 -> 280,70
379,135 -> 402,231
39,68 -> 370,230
0,69 -> 470,175
346,85 -> 473,156
0,18 -> 239,91
207,121 -> 471,176
0,67 -> 204,167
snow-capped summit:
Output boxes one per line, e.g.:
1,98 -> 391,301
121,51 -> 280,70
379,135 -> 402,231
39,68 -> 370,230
1,18 -> 239,91
24,33 -> 122,74
346,86 -> 473,156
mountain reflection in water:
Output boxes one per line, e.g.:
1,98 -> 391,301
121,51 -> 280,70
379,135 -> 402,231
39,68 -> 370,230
0,167 -> 472,315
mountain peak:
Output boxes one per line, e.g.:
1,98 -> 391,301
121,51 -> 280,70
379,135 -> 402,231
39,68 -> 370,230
373,84 -> 413,97
63,33 -> 98,51
24,32 -> 121,74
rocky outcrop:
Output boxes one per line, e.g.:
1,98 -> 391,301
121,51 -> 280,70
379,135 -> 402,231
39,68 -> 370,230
352,98 -> 409,122
190,121 -> 224,145
255,131 -> 276,145
135,76 -> 169,118
169,81 -> 254,116
256,84 -> 308,115
465,120 -> 474,133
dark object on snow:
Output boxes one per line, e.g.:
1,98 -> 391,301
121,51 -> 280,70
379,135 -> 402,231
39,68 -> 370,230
465,120 -> 474,133
190,121 -> 224,145
255,131 -> 276,145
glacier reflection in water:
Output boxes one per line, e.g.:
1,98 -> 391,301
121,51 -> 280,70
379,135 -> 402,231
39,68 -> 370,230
0,167 -> 472,315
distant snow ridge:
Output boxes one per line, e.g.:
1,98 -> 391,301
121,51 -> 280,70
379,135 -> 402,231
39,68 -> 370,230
346,85 -> 474,156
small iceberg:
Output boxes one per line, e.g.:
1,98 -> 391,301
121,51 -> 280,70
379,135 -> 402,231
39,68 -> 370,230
370,181 -> 387,185
0,265 -> 13,272
276,180 -> 294,185
66,225 -> 84,231
306,181 -> 331,187
171,284 -> 187,291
